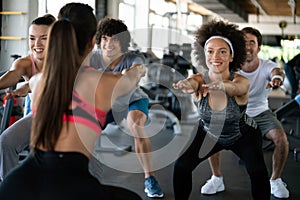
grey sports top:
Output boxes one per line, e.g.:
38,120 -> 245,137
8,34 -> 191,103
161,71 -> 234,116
197,72 -> 241,146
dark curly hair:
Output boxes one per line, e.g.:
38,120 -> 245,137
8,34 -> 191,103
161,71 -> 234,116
194,19 -> 246,72
95,17 -> 131,53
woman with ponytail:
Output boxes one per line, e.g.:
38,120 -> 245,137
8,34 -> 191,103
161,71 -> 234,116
0,3 -> 144,200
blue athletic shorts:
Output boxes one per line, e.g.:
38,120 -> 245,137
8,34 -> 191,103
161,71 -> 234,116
106,98 -> 149,124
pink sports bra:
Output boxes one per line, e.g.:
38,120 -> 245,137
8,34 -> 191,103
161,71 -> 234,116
62,91 -> 107,134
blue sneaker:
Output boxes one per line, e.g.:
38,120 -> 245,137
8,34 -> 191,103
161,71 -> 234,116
144,176 -> 164,198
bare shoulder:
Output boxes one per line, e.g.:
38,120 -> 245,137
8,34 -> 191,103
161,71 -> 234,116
78,69 -> 109,90
11,55 -> 31,70
79,69 -> 123,92
234,72 -> 249,83
83,68 -> 107,83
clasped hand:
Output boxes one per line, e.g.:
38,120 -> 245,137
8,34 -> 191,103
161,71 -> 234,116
173,78 -> 225,97
121,64 -> 146,77
5,82 -> 30,99
266,78 -> 283,89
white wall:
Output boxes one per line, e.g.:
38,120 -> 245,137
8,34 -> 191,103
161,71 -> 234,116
0,0 -> 38,71
237,14 -> 300,35
2,0 -> 298,72
40,0 -> 96,17
0,0 -> 96,71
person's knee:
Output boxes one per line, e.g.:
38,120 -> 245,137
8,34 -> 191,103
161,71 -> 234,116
275,136 -> 289,148
127,111 -> 146,131
267,129 -> 289,147
0,133 -> 14,151
128,119 -> 142,130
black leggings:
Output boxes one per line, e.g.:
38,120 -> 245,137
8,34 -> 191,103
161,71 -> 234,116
173,122 -> 270,200
0,150 -> 141,200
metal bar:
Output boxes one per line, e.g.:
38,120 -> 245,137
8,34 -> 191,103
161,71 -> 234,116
0,85 -> 16,134
0,11 -> 26,15
0,36 -> 25,40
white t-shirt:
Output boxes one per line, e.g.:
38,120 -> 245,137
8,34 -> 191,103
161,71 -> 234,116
238,59 -> 280,117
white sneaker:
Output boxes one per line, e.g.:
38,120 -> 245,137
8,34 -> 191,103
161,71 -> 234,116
270,178 -> 289,198
201,175 -> 225,195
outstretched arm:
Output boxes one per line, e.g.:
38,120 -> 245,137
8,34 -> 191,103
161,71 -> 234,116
266,67 -> 285,89
202,73 -> 249,97
113,64 -> 146,96
173,73 -> 205,99
99,64 -> 147,109
201,73 -> 249,105
5,82 -> 31,99
0,58 -> 29,90
0,70 -> 24,90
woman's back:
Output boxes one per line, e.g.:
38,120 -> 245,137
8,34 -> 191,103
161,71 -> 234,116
0,3 -> 144,200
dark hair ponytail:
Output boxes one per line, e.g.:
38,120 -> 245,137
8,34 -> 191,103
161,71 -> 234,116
31,20 -> 79,150
31,3 -> 97,150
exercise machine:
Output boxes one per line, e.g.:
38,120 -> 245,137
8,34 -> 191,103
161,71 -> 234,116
0,54 -> 23,133
274,93 -> 300,161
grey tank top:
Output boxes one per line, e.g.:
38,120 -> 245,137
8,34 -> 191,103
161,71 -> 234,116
197,72 -> 241,146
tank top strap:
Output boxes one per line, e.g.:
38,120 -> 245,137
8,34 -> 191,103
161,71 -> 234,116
229,71 -> 235,81
30,54 -> 38,75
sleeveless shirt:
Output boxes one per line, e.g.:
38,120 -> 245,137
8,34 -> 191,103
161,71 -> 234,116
197,72 -> 241,146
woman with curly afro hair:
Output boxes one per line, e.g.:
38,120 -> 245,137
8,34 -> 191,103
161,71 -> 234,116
172,19 -> 270,200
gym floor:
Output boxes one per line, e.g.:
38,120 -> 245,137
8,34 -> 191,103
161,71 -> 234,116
92,110 -> 300,200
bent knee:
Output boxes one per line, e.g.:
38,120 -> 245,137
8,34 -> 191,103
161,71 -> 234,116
0,134 -> 10,146
266,129 -> 289,146
127,111 -> 146,129
0,135 -> 11,151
